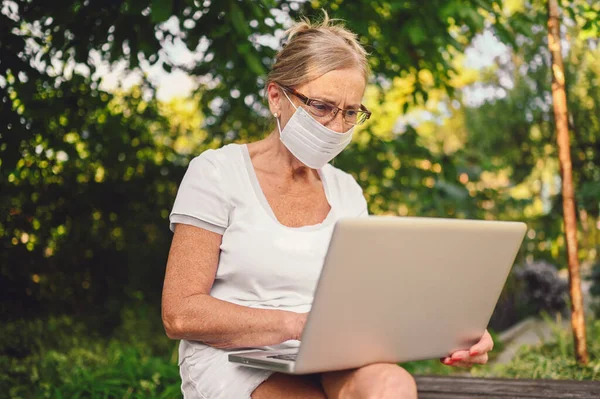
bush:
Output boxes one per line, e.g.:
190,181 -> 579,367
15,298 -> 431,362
514,261 -> 569,314
0,305 -> 181,398
587,261 -> 600,317
489,261 -> 569,332
488,270 -> 532,332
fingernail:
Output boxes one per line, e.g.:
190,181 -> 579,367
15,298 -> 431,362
470,351 -> 479,356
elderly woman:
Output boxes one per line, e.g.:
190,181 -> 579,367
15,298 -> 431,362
162,14 -> 494,399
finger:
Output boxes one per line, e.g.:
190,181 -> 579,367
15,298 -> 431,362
458,353 -> 489,366
469,353 -> 489,365
449,350 -> 470,362
440,350 -> 468,364
441,353 -> 468,366
444,352 -> 488,367
450,360 -> 475,369
442,358 -> 460,367
469,330 -> 494,356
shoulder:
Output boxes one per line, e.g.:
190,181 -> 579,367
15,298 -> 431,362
179,143 -> 248,202
170,145 -> 246,233
185,143 -> 245,182
190,143 -> 243,168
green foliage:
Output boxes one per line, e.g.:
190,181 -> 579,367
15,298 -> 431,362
400,358 -> 456,376
297,1 -> 504,96
562,0 -> 600,39
463,4 -> 600,263
0,307 -> 180,398
0,81 -> 186,324
472,318 -> 600,380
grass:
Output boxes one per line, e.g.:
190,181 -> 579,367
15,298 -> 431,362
470,315 -> 600,380
1,310 -> 181,399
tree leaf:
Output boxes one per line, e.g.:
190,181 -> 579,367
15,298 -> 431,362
151,0 -> 172,24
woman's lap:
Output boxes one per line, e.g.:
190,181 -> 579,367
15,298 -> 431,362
179,348 -> 273,399
179,345 -> 415,399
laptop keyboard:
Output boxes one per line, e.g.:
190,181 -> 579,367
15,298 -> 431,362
267,353 -> 297,362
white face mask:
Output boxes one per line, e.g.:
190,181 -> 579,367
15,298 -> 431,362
276,91 -> 354,169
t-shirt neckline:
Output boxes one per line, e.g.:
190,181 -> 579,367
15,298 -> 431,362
240,144 -> 336,232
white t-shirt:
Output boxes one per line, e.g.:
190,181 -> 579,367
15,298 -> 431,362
169,143 -> 367,357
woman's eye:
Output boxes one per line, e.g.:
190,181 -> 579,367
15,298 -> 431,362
312,102 -> 331,112
346,110 -> 358,117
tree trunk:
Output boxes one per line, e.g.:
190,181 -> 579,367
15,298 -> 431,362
547,0 -> 588,364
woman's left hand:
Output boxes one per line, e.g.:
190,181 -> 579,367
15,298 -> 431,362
440,329 -> 494,368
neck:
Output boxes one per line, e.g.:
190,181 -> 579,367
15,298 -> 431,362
248,129 -> 315,180
269,129 -> 313,174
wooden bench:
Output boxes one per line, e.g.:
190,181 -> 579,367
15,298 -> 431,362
415,375 -> 600,398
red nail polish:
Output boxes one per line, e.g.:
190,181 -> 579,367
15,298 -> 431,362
470,351 -> 479,356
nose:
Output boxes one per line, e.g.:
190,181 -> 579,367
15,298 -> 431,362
325,110 -> 347,133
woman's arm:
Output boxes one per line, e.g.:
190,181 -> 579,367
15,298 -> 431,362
161,223 -> 306,349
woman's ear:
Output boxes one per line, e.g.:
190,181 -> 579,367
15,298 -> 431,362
267,83 -> 282,116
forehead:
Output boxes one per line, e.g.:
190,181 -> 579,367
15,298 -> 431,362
297,68 -> 366,102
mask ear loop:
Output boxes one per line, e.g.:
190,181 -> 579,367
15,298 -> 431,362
282,89 -> 297,110
275,114 -> 283,133
276,89 -> 298,133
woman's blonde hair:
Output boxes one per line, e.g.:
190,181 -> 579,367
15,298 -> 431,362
266,11 -> 369,88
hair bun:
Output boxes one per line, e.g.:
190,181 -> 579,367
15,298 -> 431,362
283,10 -> 337,43
284,20 -> 312,42
267,9 -> 369,90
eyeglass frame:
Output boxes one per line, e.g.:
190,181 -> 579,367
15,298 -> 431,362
278,84 -> 372,126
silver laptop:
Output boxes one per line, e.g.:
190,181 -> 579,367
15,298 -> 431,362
229,216 -> 526,374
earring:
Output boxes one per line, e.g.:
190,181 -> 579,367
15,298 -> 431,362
273,112 -> 278,118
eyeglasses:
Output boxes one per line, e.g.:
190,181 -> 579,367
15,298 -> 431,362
279,85 -> 371,126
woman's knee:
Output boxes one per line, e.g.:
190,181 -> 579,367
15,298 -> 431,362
324,363 -> 417,399
380,365 -> 417,398
252,372 -> 326,399
363,364 -> 417,399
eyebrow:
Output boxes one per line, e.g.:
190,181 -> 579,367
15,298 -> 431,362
315,96 -> 361,109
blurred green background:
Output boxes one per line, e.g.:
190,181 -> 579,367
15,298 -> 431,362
1,0 -> 599,397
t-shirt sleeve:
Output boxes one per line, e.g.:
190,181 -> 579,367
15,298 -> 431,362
169,153 -> 230,234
